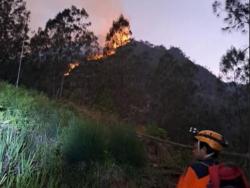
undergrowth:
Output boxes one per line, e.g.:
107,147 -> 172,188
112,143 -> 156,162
1,81 -> 248,187
0,82 -> 146,187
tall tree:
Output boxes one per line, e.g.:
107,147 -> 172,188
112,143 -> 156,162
28,6 -> 99,97
0,0 -> 30,82
213,0 -> 249,83
30,5 -> 99,64
213,0 -> 250,153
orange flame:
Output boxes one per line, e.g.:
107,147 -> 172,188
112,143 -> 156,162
63,26 -> 131,76
87,26 -> 131,61
64,62 -> 80,77
108,27 -> 131,50
87,53 -> 104,61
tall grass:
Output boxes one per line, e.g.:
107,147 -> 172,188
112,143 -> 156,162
62,121 -> 107,164
0,126 -> 61,188
108,125 -> 146,167
0,82 -> 147,187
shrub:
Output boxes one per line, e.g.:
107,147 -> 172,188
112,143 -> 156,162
62,121 -> 106,164
108,126 -> 146,167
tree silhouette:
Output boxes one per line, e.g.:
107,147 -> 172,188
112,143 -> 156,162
213,0 -> 250,153
213,0 -> 249,83
0,0 -> 30,82
29,6 -> 99,97
30,6 -> 99,64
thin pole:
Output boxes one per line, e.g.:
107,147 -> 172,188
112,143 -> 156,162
16,18 -> 27,88
16,35 -> 25,88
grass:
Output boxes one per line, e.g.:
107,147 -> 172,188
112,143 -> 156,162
108,125 -> 146,167
0,126 -> 61,188
0,81 -> 147,187
62,122 -> 107,164
145,124 -> 168,139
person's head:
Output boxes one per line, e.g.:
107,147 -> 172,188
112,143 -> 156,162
192,130 -> 228,160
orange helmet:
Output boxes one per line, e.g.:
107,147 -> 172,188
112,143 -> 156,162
194,130 -> 228,152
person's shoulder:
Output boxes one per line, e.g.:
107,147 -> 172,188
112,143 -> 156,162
190,161 -> 210,179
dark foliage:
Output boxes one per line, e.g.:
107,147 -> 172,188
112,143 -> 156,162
0,0 -> 30,83
24,6 -> 99,97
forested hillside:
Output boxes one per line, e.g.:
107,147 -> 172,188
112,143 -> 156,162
0,0 -> 249,187
60,41 -> 249,153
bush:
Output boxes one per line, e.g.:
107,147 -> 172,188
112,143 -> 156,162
62,121 -> 106,164
62,122 -> 147,168
108,126 -> 146,167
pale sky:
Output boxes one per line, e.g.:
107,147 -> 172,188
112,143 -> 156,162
26,0 -> 249,76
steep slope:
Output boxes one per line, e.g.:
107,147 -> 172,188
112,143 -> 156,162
63,41 -> 231,141
62,40 -> 250,151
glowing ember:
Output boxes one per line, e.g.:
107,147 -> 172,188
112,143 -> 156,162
87,53 -> 104,61
64,62 -> 80,77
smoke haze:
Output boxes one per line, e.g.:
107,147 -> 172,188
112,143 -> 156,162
26,0 -> 124,45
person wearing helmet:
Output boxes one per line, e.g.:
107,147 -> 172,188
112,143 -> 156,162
176,129 -> 250,188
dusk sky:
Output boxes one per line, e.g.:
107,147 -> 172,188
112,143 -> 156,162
26,0 -> 248,76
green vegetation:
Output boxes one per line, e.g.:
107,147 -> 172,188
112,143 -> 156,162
0,82 -> 146,187
108,126 -> 146,167
145,124 -> 168,139
1,78 -> 249,187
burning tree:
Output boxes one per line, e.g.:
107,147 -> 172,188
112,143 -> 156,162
103,15 -> 132,56
87,14 -> 132,61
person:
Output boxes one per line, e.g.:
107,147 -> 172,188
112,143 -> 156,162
176,129 -> 250,188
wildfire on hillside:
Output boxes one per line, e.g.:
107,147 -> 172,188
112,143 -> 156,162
65,15 -> 132,75
64,62 -> 80,77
